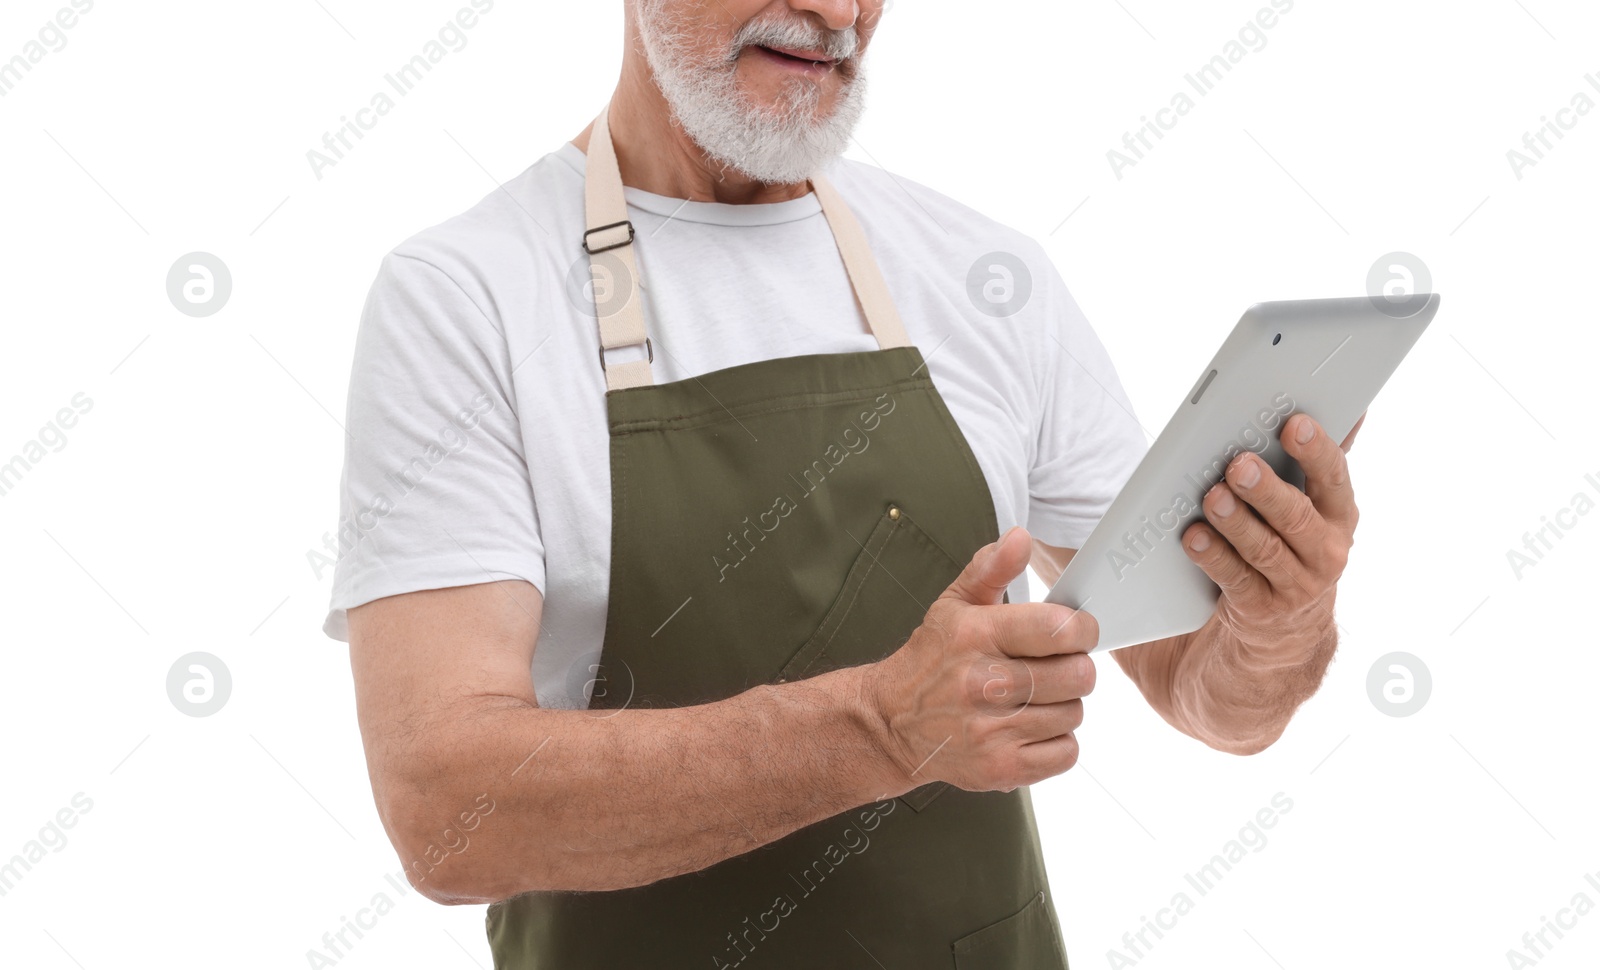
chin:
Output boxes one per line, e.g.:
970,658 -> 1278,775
743,83 -> 841,124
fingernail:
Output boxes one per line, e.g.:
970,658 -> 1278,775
1212,488 -> 1236,518
1296,416 -> 1316,444
1234,455 -> 1260,489
1189,531 -> 1211,552
985,527 -> 1016,559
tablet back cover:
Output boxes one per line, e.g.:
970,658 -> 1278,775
1045,294 -> 1438,651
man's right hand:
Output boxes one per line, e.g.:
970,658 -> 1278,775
860,526 -> 1098,794
350,525 -> 1095,899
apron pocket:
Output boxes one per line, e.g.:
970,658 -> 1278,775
952,890 -> 1068,970
777,503 -> 962,680
777,503 -> 964,814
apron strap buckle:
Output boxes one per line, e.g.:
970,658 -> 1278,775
583,219 -> 636,255
599,337 -> 653,371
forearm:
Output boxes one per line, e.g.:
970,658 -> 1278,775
378,664 -> 911,902
1113,593 -> 1339,754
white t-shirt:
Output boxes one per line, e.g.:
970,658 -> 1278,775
323,141 -> 1147,709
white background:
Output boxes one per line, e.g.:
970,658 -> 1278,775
1,0 -> 1596,967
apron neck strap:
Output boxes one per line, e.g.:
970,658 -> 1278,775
583,103 -> 911,392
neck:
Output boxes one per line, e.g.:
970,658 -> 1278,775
572,51 -> 813,206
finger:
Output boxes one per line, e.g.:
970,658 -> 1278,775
997,700 -> 1085,743
968,656 -> 1036,715
1225,450 -> 1329,567
1340,411 -> 1367,453
942,526 -> 1031,607
988,602 -> 1097,658
1015,730 -> 1080,783
968,652 -> 1092,718
1182,520 -> 1272,609
1017,651 -> 1096,705
1283,414 -> 1357,530
1201,482 -> 1303,591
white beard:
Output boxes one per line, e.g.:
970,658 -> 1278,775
634,1 -> 867,184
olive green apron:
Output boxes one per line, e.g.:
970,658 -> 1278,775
485,106 -> 1070,969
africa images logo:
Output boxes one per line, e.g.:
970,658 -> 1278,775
712,392 -> 897,583
1106,393 -> 1295,581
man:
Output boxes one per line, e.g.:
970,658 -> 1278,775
325,1 -> 1361,966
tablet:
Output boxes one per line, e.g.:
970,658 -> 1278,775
1044,294 -> 1440,652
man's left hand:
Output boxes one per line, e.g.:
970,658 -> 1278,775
1181,411 -> 1366,665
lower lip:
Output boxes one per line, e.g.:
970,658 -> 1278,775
747,45 -> 836,76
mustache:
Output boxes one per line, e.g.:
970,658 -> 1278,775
730,15 -> 860,63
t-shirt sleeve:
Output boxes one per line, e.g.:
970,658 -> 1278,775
321,251 -> 544,642
1025,262 -> 1149,551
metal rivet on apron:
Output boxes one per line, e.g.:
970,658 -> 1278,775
888,505 -> 901,520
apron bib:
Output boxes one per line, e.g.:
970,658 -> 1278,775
486,106 -> 1070,970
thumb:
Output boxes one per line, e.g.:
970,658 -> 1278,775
944,526 -> 1031,607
